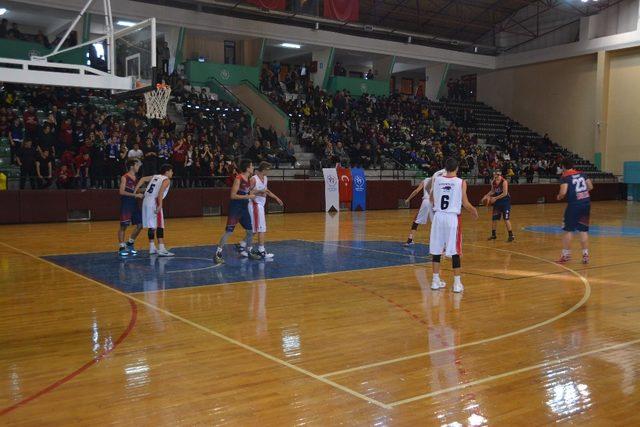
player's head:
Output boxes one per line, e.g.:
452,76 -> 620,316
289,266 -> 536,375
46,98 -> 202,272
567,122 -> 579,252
127,159 -> 141,173
239,159 -> 254,174
493,170 -> 502,180
444,157 -> 458,173
257,161 -> 271,173
561,158 -> 574,170
159,163 -> 174,178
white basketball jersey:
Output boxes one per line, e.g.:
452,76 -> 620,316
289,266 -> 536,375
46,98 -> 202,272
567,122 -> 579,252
423,169 -> 447,199
144,174 -> 170,202
252,175 -> 268,206
433,175 -> 463,215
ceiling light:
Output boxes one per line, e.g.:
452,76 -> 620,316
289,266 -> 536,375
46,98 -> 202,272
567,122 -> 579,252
116,20 -> 137,27
0,8 -> 8,16
280,43 -> 301,49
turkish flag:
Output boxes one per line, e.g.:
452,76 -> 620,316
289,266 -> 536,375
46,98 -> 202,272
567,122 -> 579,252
337,166 -> 353,203
324,0 -> 359,22
247,0 -> 285,10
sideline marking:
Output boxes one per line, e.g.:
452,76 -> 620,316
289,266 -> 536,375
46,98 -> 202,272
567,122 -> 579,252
0,241 -> 391,410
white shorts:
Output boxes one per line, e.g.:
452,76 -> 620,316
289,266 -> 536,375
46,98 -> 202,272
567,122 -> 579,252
429,212 -> 462,257
142,199 -> 165,229
248,201 -> 266,233
414,199 -> 434,225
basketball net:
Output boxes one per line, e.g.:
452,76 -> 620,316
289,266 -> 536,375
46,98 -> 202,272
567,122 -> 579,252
144,84 -> 171,119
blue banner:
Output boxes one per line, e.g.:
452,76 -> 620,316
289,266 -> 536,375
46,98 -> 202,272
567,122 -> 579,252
351,167 -> 366,211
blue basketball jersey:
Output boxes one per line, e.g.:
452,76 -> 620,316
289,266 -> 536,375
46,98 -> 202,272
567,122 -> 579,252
561,170 -> 591,205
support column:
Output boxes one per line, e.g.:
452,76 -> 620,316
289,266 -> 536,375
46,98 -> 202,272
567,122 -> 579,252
172,27 -> 186,73
311,47 -> 334,90
82,13 -> 92,43
371,55 -> 395,80
424,62 -> 449,100
595,50 -> 610,170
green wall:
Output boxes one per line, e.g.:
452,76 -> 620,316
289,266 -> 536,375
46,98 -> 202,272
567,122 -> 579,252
326,76 -> 390,97
184,61 -> 260,87
0,39 -> 87,65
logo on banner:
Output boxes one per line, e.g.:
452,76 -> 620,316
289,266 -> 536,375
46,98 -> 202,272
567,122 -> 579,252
341,175 -> 350,184
327,174 -> 338,189
354,175 -> 365,191
220,69 -> 230,80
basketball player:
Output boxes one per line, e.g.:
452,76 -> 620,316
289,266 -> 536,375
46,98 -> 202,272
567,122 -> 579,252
557,158 -> 593,264
429,158 -> 478,293
403,168 -> 446,246
481,170 -> 515,241
214,159 -> 259,264
136,164 -> 174,257
118,159 -> 144,256
247,162 -> 284,259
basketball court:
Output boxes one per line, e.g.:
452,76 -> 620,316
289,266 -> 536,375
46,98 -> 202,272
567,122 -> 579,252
2,202 -> 640,424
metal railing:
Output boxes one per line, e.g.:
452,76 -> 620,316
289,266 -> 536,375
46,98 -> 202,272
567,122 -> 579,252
4,170 -> 620,190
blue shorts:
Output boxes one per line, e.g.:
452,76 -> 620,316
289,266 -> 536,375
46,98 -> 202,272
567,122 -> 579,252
120,199 -> 141,226
226,200 -> 252,232
492,200 -> 511,221
563,203 -> 590,232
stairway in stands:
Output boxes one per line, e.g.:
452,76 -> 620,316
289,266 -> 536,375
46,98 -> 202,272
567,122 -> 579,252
428,99 -> 615,180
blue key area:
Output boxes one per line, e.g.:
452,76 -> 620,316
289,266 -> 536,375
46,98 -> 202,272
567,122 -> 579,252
524,225 -> 640,237
45,240 -> 431,293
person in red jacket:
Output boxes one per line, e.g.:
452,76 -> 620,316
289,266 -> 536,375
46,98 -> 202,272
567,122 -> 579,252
74,152 -> 92,189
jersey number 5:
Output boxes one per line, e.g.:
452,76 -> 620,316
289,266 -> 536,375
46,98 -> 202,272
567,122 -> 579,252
572,177 -> 587,192
440,195 -> 450,210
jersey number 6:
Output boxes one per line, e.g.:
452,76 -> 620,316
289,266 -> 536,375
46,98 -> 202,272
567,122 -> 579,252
441,195 -> 450,210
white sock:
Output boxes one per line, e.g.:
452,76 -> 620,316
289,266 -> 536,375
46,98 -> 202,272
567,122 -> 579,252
127,238 -> 134,244
239,241 -> 246,248
432,273 -> 440,283
582,249 -> 589,256
246,246 -> 253,253
562,249 -> 571,257
216,247 -> 223,255
119,243 -> 126,249
159,243 -> 166,251
149,242 -> 156,250
454,275 -> 462,285
258,245 -> 265,252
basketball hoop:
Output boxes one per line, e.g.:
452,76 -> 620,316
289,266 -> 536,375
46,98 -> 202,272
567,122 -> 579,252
144,84 -> 171,119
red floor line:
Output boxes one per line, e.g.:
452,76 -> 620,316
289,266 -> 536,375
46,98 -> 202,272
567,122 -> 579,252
0,299 -> 138,417
334,278 -> 431,327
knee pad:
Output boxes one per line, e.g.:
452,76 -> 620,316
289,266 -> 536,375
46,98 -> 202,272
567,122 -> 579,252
411,222 -> 419,230
452,255 -> 461,269
157,228 -> 164,239
432,254 -> 441,263
147,229 -> 155,240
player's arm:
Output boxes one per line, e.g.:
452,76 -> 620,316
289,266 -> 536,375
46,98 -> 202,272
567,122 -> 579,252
133,176 -> 152,194
155,180 -> 170,213
35,160 -> 42,178
462,180 -> 479,219
265,189 -> 283,206
557,183 -> 568,200
405,182 -> 424,204
491,180 -> 508,203
586,179 -> 594,191
47,161 -> 52,178
229,177 -> 255,200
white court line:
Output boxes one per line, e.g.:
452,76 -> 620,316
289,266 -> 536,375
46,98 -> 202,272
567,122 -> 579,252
301,239 -> 432,260
388,338 -> 640,407
321,242 -> 591,378
0,241 -> 392,410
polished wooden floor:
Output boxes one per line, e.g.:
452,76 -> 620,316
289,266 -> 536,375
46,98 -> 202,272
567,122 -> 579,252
1,201 -> 640,426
